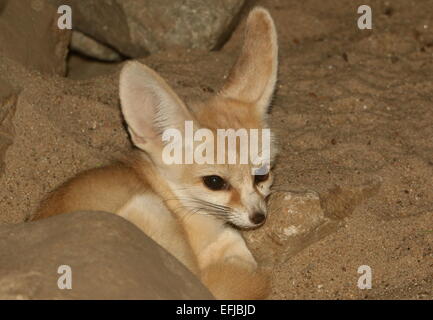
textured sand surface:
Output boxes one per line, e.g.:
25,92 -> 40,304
0,0 -> 432,299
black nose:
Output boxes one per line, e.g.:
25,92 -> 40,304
250,212 -> 266,225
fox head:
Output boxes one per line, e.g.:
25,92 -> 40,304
119,7 -> 278,229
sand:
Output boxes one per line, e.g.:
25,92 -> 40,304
0,0 -> 432,299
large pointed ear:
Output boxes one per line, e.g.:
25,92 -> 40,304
119,61 -> 192,150
220,7 -> 278,118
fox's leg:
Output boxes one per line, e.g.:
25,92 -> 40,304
201,260 -> 270,300
198,227 -> 270,300
198,227 -> 256,270
178,214 -> 270,299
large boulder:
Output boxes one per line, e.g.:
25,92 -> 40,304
48,0 -> 142,58
0,0 -> 70,75
49,0 -> 245,59
120,0 -> 246,53
0,211 -> 213,299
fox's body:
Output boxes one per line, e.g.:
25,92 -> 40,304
34,8 -> 278,299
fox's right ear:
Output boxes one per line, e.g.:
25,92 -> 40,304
119,61 -> 192,151
220,7 -> 278,119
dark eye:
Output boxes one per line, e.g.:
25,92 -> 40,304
254,172 -> 269,184
203,175 -> 228,191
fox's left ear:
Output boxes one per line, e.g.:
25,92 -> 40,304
119,61 -> 193,152
220,7 -> 278,119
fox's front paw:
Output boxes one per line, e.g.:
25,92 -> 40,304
201,262 -> 271,300
224,255 -> 257,271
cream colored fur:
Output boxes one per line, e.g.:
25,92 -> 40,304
34,7 -> 278,300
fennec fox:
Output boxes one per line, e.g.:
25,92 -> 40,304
33,7 -> 278,300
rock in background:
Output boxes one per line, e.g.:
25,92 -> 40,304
0,211 -> 213,299
120,0 -> 246,53
49,0 -> 141,58
49,0 -> 245,60
70,31 -> 123,62
0,0 -> 70,75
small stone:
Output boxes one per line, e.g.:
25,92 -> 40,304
70,31 -> 123,62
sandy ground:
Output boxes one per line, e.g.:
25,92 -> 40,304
258,0 -> 433,299
0,0 -> 432,299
